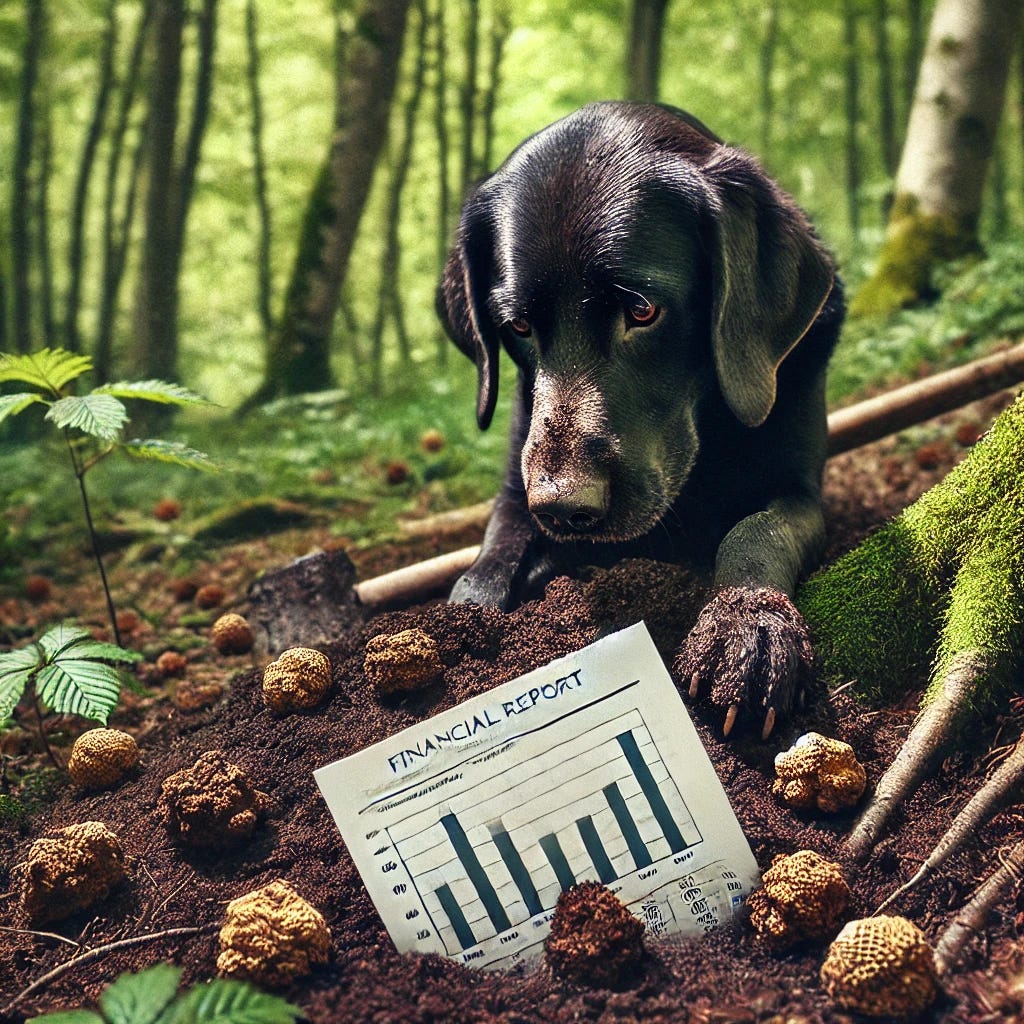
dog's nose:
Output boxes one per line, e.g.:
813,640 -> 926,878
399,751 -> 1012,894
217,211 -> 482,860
530,478 -> 609,534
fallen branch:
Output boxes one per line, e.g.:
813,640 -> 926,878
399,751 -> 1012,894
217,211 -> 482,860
2,923 -> 217,1016
398,499 -> 494,538
875,736 -> 1024,913
354,544 -> 481,609
846,651 -> 982,863
934,838 -> 1024,974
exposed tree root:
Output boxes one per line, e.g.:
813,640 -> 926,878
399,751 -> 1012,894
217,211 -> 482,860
875,736 -> 1024,912
934,839 -> 1024,975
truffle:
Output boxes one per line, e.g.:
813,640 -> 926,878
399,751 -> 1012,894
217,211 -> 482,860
747,850 -> 850,949
20,821 -> 126,925
363,628 -> 443,696
773,732 -> 867,812
159,750 -> 268,848
262,647 -> 332,713
67,728 -> 139,789
217,879 -> 331,987
821,915 -> 939,1018
211,613 -> 255,655
195,583 -> 226,609
156,650 -> 188,678
172,678 -> 224,711
544,881 -> 645,986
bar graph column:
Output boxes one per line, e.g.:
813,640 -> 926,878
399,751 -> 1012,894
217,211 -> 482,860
539,833 -> 576,893
490,825 -> 542,917
576,815 -> 617,884
440,813 -> 511,933
616,730 -> 688,854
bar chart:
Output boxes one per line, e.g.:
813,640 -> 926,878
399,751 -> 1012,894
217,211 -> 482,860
384,709 -> 702,956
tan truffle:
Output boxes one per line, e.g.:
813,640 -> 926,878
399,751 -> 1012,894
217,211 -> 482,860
217,879 -> 331,987
545,881 -> 645,986
747,850 -> 850,949
821,915 -> 938,1018
20,821 -> 126,925
67,728 -> 139,789
363,628 -> 443,696
159,750 -> 268,848
211,613 -> 255,655
262,647 -> 332,713
773,732 -> 867,812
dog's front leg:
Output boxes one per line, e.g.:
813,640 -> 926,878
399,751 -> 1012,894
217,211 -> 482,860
449,375 -> 551,610
676,496 -> 824,739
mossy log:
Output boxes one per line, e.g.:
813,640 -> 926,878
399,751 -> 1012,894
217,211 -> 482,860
798,390 -> 1024,709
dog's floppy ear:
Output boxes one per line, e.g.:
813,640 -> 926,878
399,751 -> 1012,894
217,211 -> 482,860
702,151 -> 834,428
436,199 -> 500,430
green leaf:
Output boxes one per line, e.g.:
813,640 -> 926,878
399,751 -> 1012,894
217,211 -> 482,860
45,394 -> 128,440
0,644 -> 43,720
27,1011 -> 105,1024
0,391 -> 45,423
34,659 -> 122,722
161,979 -> 303,1024
94,380 -> 211,407
101,964 -> 183,1024
64,638 -> 144,664
122,439 -> 219,473
37,624 -> 93,659
0,348 -> 93,393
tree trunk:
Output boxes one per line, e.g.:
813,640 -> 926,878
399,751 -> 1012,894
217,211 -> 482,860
874,0 -> 899,177
759,2 -> 780,161
65,0 -> 117,353
459,0 -> 480,194
432,0 -> 451,368
245,0 -> 274,341
36,84 -> 55,346
132,0 -> 217,386
11,0 -> 44,353
843,0 -> 862,248
852,0 -> 1023,317
625,0 -> 670,103
244,0 -> 411,407
904,0 -> 925,112
479,4 -> 510,174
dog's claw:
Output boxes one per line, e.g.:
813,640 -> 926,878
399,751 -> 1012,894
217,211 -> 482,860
688,671 -> 700,699
723,704 -> 739,737
761,706 -> 777,741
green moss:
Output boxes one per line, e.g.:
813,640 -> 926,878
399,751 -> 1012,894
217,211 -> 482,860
798,393 -> 1024,705
849,195 -> 979,319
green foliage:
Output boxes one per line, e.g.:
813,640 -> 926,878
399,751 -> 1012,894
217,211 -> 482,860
28,964 -> 304,1024
0,623 -> 141,723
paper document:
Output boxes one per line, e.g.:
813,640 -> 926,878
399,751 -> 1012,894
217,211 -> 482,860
315,622 -> 761,970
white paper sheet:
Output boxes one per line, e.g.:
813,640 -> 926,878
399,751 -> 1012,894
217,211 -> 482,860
314,622 -> 761,970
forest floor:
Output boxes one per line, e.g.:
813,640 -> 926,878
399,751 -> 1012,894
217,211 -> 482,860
1,388 -> 1023,1023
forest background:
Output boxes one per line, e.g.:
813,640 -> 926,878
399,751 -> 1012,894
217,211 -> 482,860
1,0 -> 1023,555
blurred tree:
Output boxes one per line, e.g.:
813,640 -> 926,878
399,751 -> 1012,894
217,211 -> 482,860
460,0 -> 480,194
245,0 -> 411,406
873,0 -> 898,178
479,4 -> 510,174
431,0 -> 452,368
35,64 -> 54,345
65,0 -> 117,354
132,0 -> 218,385
852,0 -> 1023,316
759,2 -> 780,159
626,0 -> 670,102
843,0 -> 862,247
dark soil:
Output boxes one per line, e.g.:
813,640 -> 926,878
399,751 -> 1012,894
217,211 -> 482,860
2,392 -> 1023,1023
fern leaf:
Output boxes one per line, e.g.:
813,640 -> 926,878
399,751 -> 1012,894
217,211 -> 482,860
27,1010 -> 105,1023
100,964 -> 183,1024
122,439 -> 219,473
0,644 -> 43,721
163,978 -> 303,1024
34,660 -> 122,722
46,394 -> 128,441
0,349 -> 94,392
94,380 -> 211,407
0,392 -> 44,424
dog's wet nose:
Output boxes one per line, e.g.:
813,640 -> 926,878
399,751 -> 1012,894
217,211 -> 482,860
530,478 -> 609,534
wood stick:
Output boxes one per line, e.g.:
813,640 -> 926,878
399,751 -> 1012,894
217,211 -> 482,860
356,346 -> 1024,609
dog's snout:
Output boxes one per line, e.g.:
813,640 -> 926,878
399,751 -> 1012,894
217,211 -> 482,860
530,476 -> 610,534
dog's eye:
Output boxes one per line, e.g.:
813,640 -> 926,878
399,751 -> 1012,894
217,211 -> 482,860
507,318 -> 532,337
624,300 -> 660,328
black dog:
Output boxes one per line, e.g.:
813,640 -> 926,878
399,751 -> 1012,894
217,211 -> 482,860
437,102 -> 844,737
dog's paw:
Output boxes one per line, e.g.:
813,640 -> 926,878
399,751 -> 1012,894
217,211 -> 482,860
449,564 -> 515,610
674,585 -> 815,739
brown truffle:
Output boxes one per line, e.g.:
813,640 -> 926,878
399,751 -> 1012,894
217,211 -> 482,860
420,428 -> 445,453
821,915 -> 938,1018
773,732 -> 867,813
172,678 -> 224,711
262,647 -> 332,713
544,881 -> 645,986
153,497 -> 181,521
159,750 -> 268,848
363,628 -> 443,696
217,879 -> 331,987
747,850 -> 850,949
195,583 -> 226,610
156,650 -> 188,678
20,821 -> 126,925
67,728 -> 139,789
211,613 -> 255,655
25,574 -> 52,602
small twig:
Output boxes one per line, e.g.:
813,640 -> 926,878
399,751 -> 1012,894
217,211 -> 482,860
2,923 -> 216,1015
934,839 -> 1024,974
875,736 -> 1024,913
32,692 -> 64,771
0,924 -> 80,948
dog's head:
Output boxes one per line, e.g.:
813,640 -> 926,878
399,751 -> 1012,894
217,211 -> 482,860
438,102 -> 834,543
